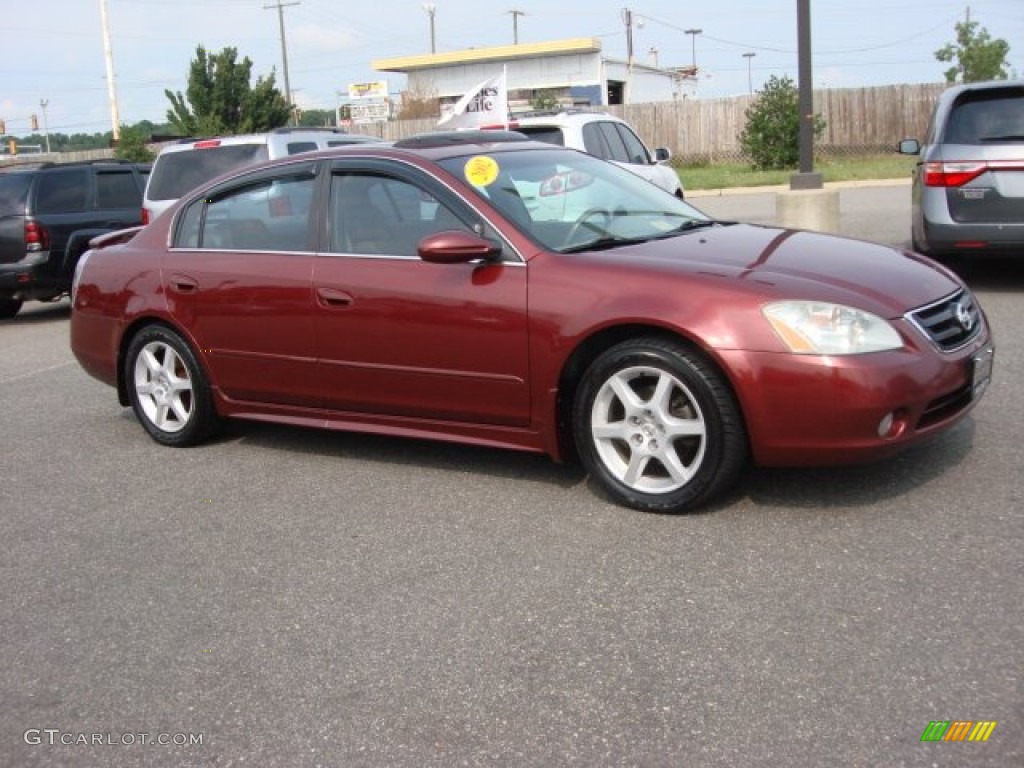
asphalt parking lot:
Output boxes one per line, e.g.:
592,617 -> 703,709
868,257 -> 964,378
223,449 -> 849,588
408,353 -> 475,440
1,183 -> 1021,767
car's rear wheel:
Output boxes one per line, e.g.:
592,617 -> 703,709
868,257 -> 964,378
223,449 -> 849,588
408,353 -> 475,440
573,338 -> 747,513
125,325 -> 220,447
0,297 -> 23,319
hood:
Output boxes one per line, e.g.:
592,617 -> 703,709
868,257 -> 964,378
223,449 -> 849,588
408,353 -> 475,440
614,223 -> 964,317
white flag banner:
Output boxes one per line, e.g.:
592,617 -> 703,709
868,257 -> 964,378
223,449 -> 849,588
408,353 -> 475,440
437,69 -> 508,130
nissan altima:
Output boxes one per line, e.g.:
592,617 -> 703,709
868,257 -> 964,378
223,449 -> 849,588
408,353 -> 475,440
70,131 -> 994,513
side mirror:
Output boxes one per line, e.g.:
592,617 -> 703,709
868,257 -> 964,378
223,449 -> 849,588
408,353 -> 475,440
418,230 -> 502,264
897,138 -> 921,155
654,147 -> 672,163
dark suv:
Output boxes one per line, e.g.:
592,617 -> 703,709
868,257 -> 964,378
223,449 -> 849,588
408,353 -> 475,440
899,79 -> 1024,258
0,159 -> 150,317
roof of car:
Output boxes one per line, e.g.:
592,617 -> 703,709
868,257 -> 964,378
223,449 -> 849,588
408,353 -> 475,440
510,109 -> 618,125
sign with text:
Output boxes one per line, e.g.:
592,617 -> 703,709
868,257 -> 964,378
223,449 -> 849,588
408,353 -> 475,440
348,81 -> 388,101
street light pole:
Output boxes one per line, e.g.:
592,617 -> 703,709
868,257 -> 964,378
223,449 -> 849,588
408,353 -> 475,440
684,28 -> 702,70
39,99 -> 50,153
743,52 -> 756,93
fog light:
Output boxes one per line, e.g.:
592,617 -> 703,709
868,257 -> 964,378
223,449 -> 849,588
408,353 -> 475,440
877,412 -> 894,438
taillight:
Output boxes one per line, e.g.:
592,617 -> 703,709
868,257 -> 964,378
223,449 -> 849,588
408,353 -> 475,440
24,220 -> 49,252
193,139 -> 222,149
141,207 -> 150,226
922,161 -> 987,187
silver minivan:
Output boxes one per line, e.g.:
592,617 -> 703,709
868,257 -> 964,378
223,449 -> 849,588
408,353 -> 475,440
899,80 -> 1024,258
143,127 -> 382,223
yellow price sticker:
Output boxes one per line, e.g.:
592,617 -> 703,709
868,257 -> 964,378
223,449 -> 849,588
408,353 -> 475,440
464,156 -> 499,187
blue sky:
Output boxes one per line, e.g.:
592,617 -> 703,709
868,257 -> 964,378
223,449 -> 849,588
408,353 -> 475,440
2,0 -> 1021,137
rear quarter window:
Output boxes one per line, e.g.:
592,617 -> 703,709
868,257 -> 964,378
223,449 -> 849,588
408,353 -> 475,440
0,174 -> 31,214
35,169 -> 89,213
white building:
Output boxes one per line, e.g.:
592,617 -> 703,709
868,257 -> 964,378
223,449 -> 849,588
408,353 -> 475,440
372,38 -> 695,114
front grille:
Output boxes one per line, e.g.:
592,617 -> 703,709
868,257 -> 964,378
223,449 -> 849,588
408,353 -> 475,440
906,289 -> 982,352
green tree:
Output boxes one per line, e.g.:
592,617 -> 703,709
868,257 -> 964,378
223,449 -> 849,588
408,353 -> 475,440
530,90 -> 560,111
935,17 -> 1011,83
739,75 -> 825,170
297,109 -> 336,128
114,124 -> 154,162
165,46 -> 292,135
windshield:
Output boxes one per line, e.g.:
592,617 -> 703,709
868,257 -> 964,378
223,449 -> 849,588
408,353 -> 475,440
437,148 -> 708,252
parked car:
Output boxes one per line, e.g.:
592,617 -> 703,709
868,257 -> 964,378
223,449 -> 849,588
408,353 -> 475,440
899,79 -> 1024,258
71,131 -> 993,514
143,127 -> 383,223
0,159 -> 149,318
499,110 -> 684,198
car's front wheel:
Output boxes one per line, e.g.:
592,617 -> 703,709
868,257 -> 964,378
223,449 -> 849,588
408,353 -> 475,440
574,338 -> 747,513
125,325 -> 220,447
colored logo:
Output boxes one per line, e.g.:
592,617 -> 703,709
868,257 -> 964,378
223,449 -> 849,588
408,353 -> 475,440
921,720 -> 997,742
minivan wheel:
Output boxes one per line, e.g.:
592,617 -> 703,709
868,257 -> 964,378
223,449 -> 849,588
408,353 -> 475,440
125,325 -> 220,447
573,338 -> 747,513
0,297 -> 23,319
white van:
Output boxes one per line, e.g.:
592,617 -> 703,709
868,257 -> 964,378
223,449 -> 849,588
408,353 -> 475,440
142,128 -> 382,223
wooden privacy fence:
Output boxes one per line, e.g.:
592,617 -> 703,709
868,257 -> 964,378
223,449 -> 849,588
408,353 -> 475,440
6,82 -> 947,167
369,82 -> 947,162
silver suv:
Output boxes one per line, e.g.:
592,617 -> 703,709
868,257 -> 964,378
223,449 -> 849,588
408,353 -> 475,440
899,80 -> 1024,258
143,127 -> 382,222
505,111 -> 684,198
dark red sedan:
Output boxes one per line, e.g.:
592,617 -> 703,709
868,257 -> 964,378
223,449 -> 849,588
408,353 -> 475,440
70,132 -> 994,513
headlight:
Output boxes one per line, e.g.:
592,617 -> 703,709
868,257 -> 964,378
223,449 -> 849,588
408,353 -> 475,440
762,300 -> 902,355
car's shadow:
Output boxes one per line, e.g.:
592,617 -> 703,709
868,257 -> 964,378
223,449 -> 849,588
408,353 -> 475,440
205,412 -> 979,514
2,300 -> 70,325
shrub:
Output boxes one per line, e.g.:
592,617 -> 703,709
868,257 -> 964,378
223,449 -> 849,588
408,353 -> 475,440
739,75 -> 824,170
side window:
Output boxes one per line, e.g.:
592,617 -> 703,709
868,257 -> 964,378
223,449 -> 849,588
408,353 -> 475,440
329,172 -> 470,256
582,123 -> 612,159
35,170 -> 89,213
615,124 -> 651,165
178,173 -> 317,251
95,171 -> 142,209
596,122 -> 630,163
287,141 -> 319,155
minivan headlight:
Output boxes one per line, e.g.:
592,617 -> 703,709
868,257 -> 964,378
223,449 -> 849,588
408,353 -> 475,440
762,301 -> 902,355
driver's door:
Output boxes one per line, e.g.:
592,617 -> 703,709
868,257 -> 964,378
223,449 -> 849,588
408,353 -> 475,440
312,161 -> 531,427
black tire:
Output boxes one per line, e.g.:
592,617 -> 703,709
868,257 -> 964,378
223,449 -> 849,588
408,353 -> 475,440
573,337 -> 747,513
0,297 -> 23,319
124,325 -> 220,447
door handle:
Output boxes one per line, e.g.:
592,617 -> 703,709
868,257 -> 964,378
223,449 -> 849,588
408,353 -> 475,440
168,274 -> 198,293
316,287 -> 354,308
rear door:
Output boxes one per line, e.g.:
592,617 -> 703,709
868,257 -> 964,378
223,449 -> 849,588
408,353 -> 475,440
166,161 -> 321,408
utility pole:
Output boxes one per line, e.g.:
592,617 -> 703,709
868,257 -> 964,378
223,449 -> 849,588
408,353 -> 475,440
621,8 -> 634,70
508,9 -> 525,44
265,0 -> 299,124
98,0 -> 121,142
423,4 -> 436,54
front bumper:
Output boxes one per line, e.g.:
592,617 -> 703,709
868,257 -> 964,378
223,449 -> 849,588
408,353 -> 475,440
721,329 -> 994,467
